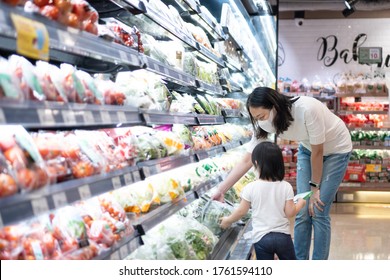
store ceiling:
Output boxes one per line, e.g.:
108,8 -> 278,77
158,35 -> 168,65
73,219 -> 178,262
277,0 -> 390,11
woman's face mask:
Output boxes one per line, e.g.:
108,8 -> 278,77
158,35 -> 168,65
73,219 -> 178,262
249,107 -> 276,133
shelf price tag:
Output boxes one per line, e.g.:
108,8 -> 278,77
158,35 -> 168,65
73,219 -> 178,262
132,171 -> 141,182
119,245 -> 129,259
119,50 -> 128,62
37,109 -> 55,125
117,111 -> 127,123
100,111 -> 111,123
31,198 -> 50,216
142,167 -> 151,178
111,176 -> 122,190
61,110 -> 76,124
0,214 -> 3,228
110,250 -> 120,260
0,109 -> 5,123
52,192 -> 68,208
79,185 -> 91,200
11,14 -> 49,61
124,173 -> 133,185
83,111 -> 94,123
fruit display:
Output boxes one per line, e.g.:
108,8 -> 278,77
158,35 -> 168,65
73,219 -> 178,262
339,114 -> 386,128
24,0 -> 99,35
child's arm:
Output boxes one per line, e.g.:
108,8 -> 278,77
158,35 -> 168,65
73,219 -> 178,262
284,198 -> 306,218
220,199 -> 251,229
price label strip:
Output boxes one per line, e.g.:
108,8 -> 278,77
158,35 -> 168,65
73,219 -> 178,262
31,197 -> 50,216
132,171 -> 141,182
110,250 -> 120,260
100,111 -> 111,123
83,111 -> 94,123
11,14 -> 49,61
0,109 -> 5,123
117,111 -> 127,123
52,192 -> 68,208
79,185 -> 92,200
37,109 -> 55,125
61,110 -> 76,125
119,245 -> 129,259
124,173 -> 133,185
111,176 -> 122,190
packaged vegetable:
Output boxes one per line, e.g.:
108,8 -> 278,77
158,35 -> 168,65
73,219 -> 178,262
0,57 -> 24,100
147,176 -> 185,205
35,61 -> 67,102
0,153 -> 18,198
0,125 -> 49,192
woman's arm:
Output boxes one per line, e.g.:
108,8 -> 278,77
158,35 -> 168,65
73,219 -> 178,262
220,199 -> 251,229
212,152 -> 253,201
284,198 -> 306,218
309,143 -> 325,215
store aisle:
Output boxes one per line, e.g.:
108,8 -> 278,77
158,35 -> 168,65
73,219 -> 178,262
291,203 -> 390,260
328,203 -> 390,260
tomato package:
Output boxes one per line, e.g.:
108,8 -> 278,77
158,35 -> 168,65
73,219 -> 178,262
60,132 -> 102,179
75,70 -> 103,105
25,0 -> 99,35
0,125 -> 49,192
94,79 -> 127,106
31,132 -> 72,183
8,55 -> 45,101
0,225 -> 25,260
98,194 -> 134,241
0,153 -> 18,198
50,206 -> 90,255
0,57 -> 24,100
74,130 -> 117,172
103,128 -> 137,167
34,61 -> 68,102
103,19 -> 143,52
21,216 -> 62,260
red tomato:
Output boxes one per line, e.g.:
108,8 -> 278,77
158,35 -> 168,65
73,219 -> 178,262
71,161 -> 94,178
53,0 -> 72,13
83,20 -> 98,35
66,13 -> 80,29
0,136 -> 16,151
0,173 -> 18,197
3,146 -> 27,168
40,5 -> 60,21
17,168 -> 38,190
33,0 -> 49,8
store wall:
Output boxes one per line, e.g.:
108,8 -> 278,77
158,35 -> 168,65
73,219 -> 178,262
278,18 -> 390,84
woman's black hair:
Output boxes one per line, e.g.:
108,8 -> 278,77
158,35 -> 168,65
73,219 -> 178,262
251,141 -> 285,181
246,87 -> 297,139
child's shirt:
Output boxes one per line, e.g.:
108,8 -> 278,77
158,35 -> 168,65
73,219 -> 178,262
241,179 -> 294,243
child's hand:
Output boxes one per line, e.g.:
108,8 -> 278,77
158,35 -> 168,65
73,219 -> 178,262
220,217 -> 232,229
297,198 -> 306,210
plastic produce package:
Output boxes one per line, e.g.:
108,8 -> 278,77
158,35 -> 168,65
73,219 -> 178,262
0,125 -> 49,192
0,57 -> 24,100
35,61 -> 68,102
112,180 -> 156,214
103,128 -> 137,167
0,153 -> 18,198
127,215 -> 218,260
146,176 -> 185,205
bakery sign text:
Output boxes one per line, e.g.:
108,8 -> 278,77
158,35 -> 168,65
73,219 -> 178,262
316,33 -> 390,68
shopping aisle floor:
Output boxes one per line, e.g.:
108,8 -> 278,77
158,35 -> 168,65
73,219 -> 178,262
291,203 -> 390,260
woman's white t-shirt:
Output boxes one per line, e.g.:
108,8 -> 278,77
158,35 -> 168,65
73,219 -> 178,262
247,96 -> 352,155
241,179 -> 294,243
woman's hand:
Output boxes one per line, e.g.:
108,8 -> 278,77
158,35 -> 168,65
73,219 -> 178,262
211,189 -> 225,202
309,189 -> 325,216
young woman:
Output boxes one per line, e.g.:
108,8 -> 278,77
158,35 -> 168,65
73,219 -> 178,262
220,142 -> 306,260
214,87 -> 352,260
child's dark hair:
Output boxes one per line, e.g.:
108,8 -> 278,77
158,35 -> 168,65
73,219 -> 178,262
251,141 -> 285,181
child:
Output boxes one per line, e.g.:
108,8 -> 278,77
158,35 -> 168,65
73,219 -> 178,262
220,141 -> 306,260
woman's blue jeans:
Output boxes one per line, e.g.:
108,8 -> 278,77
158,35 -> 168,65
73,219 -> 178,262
294,145 -> 351,260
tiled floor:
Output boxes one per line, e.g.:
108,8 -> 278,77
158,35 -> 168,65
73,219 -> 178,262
291,203 -> 390,260
329,203 -> 390,260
